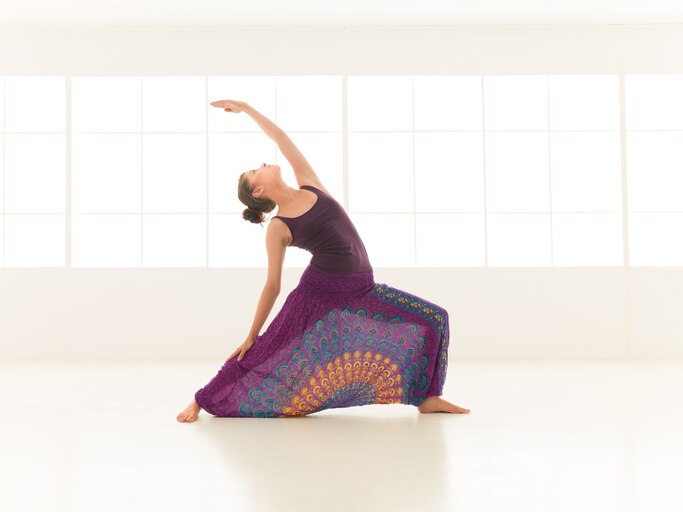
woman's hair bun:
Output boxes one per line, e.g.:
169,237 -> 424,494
242,207 -> 262,224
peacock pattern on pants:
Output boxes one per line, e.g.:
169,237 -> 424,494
194,266 -> 450,418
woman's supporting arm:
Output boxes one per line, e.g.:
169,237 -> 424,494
246,282 -> 281,342
245,218 -> 287,342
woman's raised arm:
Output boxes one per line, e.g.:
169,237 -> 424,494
211,100 -> 329,193
272,131 -> 329,193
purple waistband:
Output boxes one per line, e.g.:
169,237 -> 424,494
298,264 -> 375,297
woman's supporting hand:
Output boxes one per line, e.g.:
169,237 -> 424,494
226,336 -> 256,362
210,99 -> 249,113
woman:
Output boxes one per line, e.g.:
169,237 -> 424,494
177,100 -> 470,422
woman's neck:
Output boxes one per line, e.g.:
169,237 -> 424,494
267,181 -> 299,211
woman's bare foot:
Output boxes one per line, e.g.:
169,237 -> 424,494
417,396 -> 470,414
177,400 -> 202,422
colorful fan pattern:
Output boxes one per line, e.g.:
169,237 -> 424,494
238,305 -> 429,417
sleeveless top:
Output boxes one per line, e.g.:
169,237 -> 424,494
272,185 -> 373,275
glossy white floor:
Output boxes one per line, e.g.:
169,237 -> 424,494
1,360 -> 682,512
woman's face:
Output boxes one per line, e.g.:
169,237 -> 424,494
246,162 -> 280,187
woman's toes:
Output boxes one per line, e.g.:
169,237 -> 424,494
177,400 -> 202,422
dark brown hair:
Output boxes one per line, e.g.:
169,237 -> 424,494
238,171 -> 276,225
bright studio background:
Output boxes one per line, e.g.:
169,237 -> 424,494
1,25 -> 683,361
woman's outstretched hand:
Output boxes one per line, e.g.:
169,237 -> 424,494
226,336 -> 255,362
210,99 -> 249,113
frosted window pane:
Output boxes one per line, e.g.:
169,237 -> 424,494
347,76 -> 413,131
626,132 -> 683,212
413,76 -> 482,131
4,77 -> 65,133
552,213 -> 623,266
550,132 -> 622,212
350,213 -> 414,267
209,213 -> 267,267
208,133 -> 277,213
487,213 -> 551,266
4,214 -> 65,267
416,213 -> 485,267
348,133 -> 413,213
275,133 -> 343,200
276,76 -> 342,132
72,214 -> 141,267
629,213 -> 683,266
72,134 -> 141,213
143,214 -> 206,267
4,134 -> 65,213
548,75 -> 620,131
415,132 -> 484,213
143,134 -> 206,213
208,76 -> 276,132
484,76 -> 547,131
485,132 -> 550,212
625,74 -> 683,130
72,77 -> 141,132
143,77 -> 205,132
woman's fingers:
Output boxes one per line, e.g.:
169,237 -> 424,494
210,100 -> 242,113
211,100 -> 234,108
228,343 -> 251,362
226,346 -> 240,361
226,338 -> 254,362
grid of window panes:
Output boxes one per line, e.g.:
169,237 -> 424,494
624,75 -> 683,266
347,75 -> 623,267
1,77 -> 67,267
482,75 -> 623,267
71,76 -> 207,267
0,74 -> 681,268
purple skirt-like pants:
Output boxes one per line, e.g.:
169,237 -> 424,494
194,265 -> 450,417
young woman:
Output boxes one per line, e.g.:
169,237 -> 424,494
176,100 -> 470,422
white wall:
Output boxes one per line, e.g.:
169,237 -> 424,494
3,25 -> 683,75
2,266 -> 683,361
1,25 -> 683,361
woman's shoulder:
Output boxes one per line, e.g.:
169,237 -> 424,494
299,182 -> 331,196
299,184 -> 321,195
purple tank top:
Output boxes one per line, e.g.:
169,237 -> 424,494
273,185 -> 373,275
